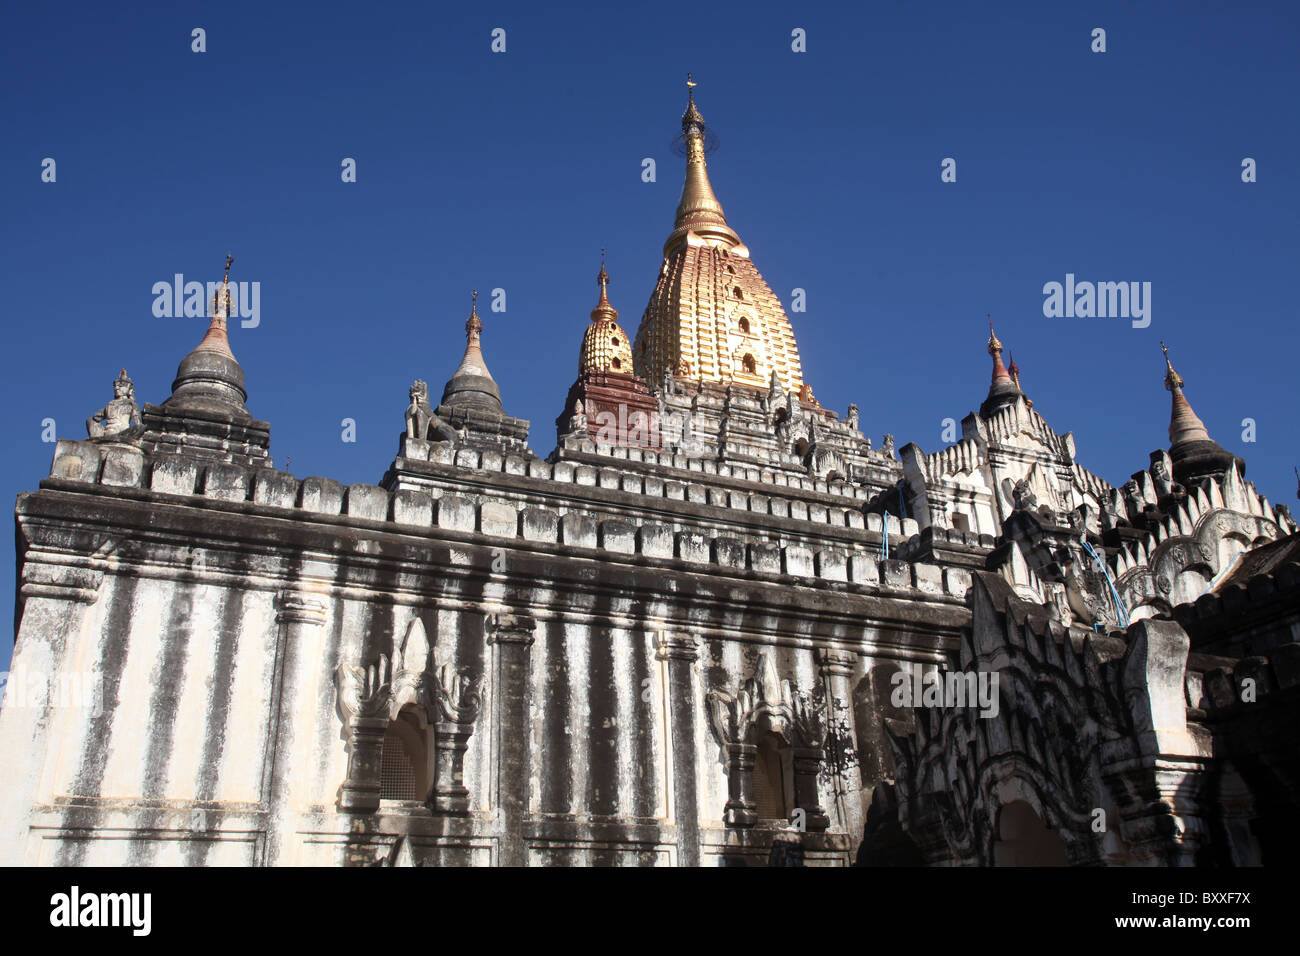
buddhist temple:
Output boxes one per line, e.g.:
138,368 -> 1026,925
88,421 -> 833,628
1,78 -> 1296,869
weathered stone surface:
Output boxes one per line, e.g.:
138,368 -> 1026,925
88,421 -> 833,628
520,507 -> 559,542
943,567 -> 972,597
152,456 -> 201,496
783,546 -> 814,577
816,549 -> 848,582
849,553 -> 879,584
599,519 -> 636,553
560,512 -> 597,547
390,489 -> 434,527
201,462 -> 247,501
435,494 -> 475,531
479,501 -> 518,537
881,559 -> 911,588
299,476 -> 345,514
49,440 -> 101,482
345,484 -> 389,521
101,446 -> 146,488
913,563 -> 943,594
711,537 -> 745,569
637,523 -> 674,558
749,542 -> 781,573
676,531 -> 708,563
252,469 -> 298,507
402,436 -> 432,461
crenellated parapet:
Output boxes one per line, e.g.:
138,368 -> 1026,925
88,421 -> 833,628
1105,463 -> 1294,620
902,394 -> 1111,540
43,439 -> 976,601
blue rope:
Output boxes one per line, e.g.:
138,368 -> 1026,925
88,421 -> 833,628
1080,537 -> 1129,628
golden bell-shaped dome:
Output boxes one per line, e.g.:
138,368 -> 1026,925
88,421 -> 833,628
580,254 -> 634,374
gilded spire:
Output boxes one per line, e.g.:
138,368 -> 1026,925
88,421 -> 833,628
193,253 -> 237,359
979,317 -> 1025,418
1161,341 -> 1211,446
987,318 -> 1012,385
669,74 -> 739,250
634,78 -> 806,396
458,290 -> 488,373
682,73 -> 704,132
590,248 -> 618,323
580,252 -> 633,374
1161,340 -> 1183,391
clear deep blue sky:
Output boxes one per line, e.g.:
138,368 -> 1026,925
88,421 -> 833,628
3,2 -> 1298,670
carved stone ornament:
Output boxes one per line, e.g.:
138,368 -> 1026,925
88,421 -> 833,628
336,617 -> 483,813
86,368 -> 143,440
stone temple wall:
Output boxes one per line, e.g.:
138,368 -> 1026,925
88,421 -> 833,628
0,437 -> 973,866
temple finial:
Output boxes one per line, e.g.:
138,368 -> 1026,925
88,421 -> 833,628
1161,340 -> 1183,390
987,316 -> 1003,356
986,318 -> 1012,385
670,74 -> 736,249
977,315 -> 1019,418
591,250 -> 618,323
195,255 -> 236,358
1162,341 -> 1210,446
466,290 -> 482,340
682,72 -> 705,134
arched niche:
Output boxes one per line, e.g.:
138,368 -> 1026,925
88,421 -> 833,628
992,800 -> 1069,866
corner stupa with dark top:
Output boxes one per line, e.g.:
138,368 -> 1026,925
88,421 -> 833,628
1162,341 -> 1242,485
141,255 -> 272,467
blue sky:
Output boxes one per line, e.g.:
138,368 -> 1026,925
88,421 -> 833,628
2,1 -> 1298,670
